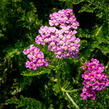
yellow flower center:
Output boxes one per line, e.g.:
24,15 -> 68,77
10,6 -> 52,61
99,67 -> 101,70
64,46 -> 68,50
73,23 -> 76,26
85,75 -> 88,78
44,38 -> 49,43
37,59 -> 41,63
57,51 -> 61,55
50,42 -> 55,46
91,76 -> 93,78
71,47 -> 76,51
59,41 -> 63,45
59,35 -> 63,39
53,20 -> 56,23
98,74 -> 101,77
67,35 -> 71,39
38,54 -> 41,57
86,81 -> 89,84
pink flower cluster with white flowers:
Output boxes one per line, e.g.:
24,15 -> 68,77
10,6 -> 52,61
49,9 -> 79,30
23,45 -> 48,70
35,26 -> 80,58
35,9 -> 80,58
81,58 -> 109,100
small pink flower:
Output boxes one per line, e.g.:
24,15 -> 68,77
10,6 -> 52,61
36,52 -> 44,59
82,80 -> 92,88
82,72 -> 89,79
23,49 -> 30,55
80,92 -> 88,100
97,64 -> 104,73
92,81 -> 100,91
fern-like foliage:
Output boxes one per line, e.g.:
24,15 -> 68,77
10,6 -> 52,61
7,96 -> 46,109
0,0 -> 109,109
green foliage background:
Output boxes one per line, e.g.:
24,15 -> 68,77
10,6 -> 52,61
0,0 -> 109,109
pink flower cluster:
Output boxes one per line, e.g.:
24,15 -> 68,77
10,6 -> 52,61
49,9 -> 79,30
80,58 -> 109,100
23,45 -> 48,70
35,9 -> 80,58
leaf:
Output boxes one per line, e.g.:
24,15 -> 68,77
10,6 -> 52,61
7,96 -> 46,109
97,43 -> 109,55
79,4 -> 95,13
22,68 -> 51,76
72,0 -> 84,4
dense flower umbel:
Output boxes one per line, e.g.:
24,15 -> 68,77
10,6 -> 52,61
23,45 -> 48,70
35,9 -> 80,59
81,58 -> 109,100
35,26 -> 80,58
49,9 -> 79,30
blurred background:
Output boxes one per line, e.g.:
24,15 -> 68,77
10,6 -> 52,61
0,0 -> 109,109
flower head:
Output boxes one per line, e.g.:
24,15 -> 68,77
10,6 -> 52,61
81,58 -> 109,100
23,45 -> 48,70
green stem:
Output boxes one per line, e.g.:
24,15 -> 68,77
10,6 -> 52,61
61,87 -> 78,93
66,92 -> 80,109
57,59 -> 62,91
95,25 -> 103,37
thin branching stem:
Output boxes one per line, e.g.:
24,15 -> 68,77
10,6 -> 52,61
66,92 -> 80,109
61,87 -> 78,93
